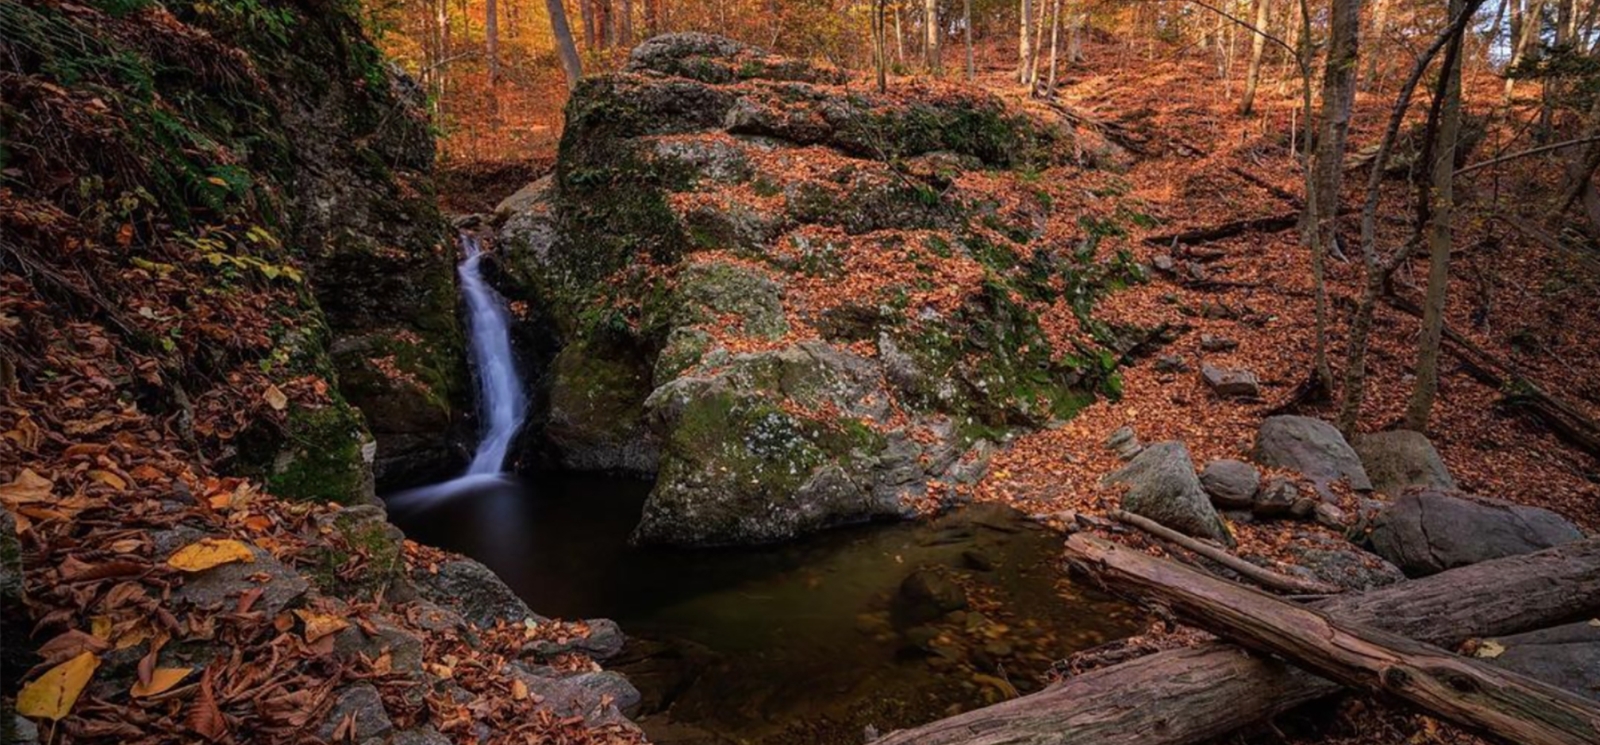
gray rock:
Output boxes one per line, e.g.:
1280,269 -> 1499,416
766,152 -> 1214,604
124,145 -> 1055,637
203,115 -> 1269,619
410,558 -> 540,629
1199,334 -> 1238,352
891,569 -> 969,628
1151,254 -> 1176,273
1200,364 -> 1260,398
1253,477 -> 1302,518
1199,459 -> 1260,509
1353,430 -> 1456,497
1482,622 -> 1600,700
315,683 -> 393,743
1253,416 -> 1373,496
1285,534 -> 1405,592
1154,354 -> 1188,373
5,714 -> 40,745
391,726 -> 452,745
173,545 -> 308,618
1369,490 -> 1585,577
1107,442 -> 1233,545
508,664 -> 644,728
524,618 -> 626,662
1104,425 -> 1143,461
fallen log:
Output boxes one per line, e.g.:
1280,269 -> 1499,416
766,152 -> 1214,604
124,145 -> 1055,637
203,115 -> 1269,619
1066,534 -> 1600,745
1108,509 -> 1342,595
872,537 -> 1600,745
1142,211 -> 1300,246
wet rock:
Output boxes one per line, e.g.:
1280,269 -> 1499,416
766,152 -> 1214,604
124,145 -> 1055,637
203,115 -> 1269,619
1199,333 -> 1238,352
315,683 -> 393,743
1106,442 -> 1233,545
1199,459 -> 1260,509
1285,533 -> 1405,592
335,615 -> 425,672
525,618 -> 627,662
1253,416 -> 1373,497
546,338 -> 660,475
1104,425 -> 1143,461
508,664 -> 643,727
173,545 -> 308,618
1481,622 -> 1600,699
1369,490 -> 1584,577
1200,364 -> 1260,398
961,549 -> 997,571
891,569 -> 969,629
409,558 -> 540,629
1353,430 -> 1455,497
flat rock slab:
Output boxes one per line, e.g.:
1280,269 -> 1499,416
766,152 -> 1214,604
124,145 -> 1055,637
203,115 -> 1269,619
1483,621 -> 1600,700
1369,490 -> 1585,577
173,546 -> 308,618
1200,365 -> 1260,398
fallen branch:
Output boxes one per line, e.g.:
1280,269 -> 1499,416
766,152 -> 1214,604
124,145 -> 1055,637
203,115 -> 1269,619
1065,534 -> 1600,745
872,537 -> 1600,745
1143,211 -> 1300,245
1109,509 -> 1342,595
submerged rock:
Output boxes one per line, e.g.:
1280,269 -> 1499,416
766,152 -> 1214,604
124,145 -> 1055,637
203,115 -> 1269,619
1353,430 -> 1455,497
1368,490 -> 1585,577
891,569 -> 970,629
1106,442 -> 1233,545
1253,416 -> 1373,497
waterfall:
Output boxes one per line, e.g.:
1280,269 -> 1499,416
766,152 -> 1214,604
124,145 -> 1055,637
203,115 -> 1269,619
458,233 -> 527,475
385,233 -> 526,510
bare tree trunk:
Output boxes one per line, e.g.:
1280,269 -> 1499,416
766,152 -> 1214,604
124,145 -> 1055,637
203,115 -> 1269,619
1300,0 -> 1335,395
1044,0 -> 1063,96
642,0 -> 658,37
1310,0 -> 1362,254
621,0 -> 634,46
874,0 -> 891,93
964,0 -> 975,79
1067,1 -> 1083,63
895,2 -> 906,65
925,0 -> 941,72
1365,0 -> 1390,85
1019,0 -> 1035,83
547,0 -> 584,88
486,0 -> 500,84
1240,0 -> 1271,114
580,0 -> 597,50
1507,0 -> 1545,99
1404,0 -> 1466,432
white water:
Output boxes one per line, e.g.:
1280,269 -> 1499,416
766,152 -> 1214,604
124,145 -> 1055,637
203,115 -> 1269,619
459,233 -> 527,475
386,233 -> 527,510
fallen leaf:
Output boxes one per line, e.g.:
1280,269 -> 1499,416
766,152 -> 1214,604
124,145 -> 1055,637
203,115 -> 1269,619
1474,640 -> 1506,658
16,651 -> 98,721
167,538 -> 255,572
511,678 -> 529,701
186,666 -> 228,741
87,469 -> 127,491
90,616 -> 113,641
263,384 -> 288,412
293,609 -> 350,643
131,667 -> 192,698
0,469 -> 52,505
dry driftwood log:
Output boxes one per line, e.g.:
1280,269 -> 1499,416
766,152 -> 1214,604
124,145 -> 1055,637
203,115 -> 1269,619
1108,509 -> 1342,595
872,536 -> 1600,745
1066,534 -> 1600,745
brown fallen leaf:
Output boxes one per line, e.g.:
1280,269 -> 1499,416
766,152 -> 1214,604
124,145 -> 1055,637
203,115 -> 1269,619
167,538 -> 255,572
186,666 -> 228,741
87,469 -> 128,491
263,384 -> 288,412
17,651 -> 98,721
0,468 -> 52,505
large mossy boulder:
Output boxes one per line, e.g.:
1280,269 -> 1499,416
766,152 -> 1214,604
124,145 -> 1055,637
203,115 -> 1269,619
498,34 -> 1138,545
1368,490 -> 1585,577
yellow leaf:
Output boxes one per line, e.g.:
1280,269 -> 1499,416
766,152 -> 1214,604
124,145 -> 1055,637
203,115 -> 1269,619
263,385 -> 288,412
293,610 -> 350,643
206,176 -> 229,187
131,667 -> 192,698
90,616 -> 113,641
1475,640 -> 1506,659
87,470 -> 127,491
0,469 -> 52,505
510,678 -> 529,701
167,539 -> 255,572
17,651 -> 98,721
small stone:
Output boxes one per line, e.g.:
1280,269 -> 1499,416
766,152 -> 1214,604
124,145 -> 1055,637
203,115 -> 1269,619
1104,425 -> 1143,461
891,569 -> 969,629
1154,354 -> 1188,373
1152,254 -> 1176,273
1201,365 -> 1261,398
1199,334 -> 1239,352
1199,459 -> 1260,509
961,549 -> 996,572
1253,477 -> 1301,518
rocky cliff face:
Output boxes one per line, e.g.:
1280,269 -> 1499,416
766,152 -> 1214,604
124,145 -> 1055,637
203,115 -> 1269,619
497,34 -> 1139,546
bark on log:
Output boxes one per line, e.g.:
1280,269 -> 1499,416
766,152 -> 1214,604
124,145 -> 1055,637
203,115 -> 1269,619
1065,534 -> 1600,745
872,537 -> 1600,745
1108,509 -> 1342,595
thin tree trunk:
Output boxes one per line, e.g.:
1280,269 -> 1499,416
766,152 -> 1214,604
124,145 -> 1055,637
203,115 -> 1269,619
1067,1 -> 1083,63
874,0 -> 890,92
1337,0 -> 1486,435
1310,0 -> 1362,253
1299,0 -> 1334,395
1240,0 -> 1271,114
1365,0 -> 1389,85
964,0 -> 975,79
895,2 -> 906,65
546,0 -> 584,88
1404,0 -> 1466,432
621,0 -> 633,46
925,0 -> 941,72
1019,0 -> 1035,83
580,0 -> 597,50
486,0 -> 500,84
1045,0 -> 1063,96
1508,0 -> 1545,99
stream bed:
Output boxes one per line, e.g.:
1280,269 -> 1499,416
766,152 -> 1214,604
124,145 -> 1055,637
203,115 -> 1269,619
390,474 -> 1143,744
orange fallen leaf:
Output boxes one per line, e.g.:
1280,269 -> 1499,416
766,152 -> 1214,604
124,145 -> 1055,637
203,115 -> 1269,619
263,384 -> 288,412
293,609 -> 349,643
131,667 -> 193,698
0,469 -> 52,505
510,678 -> 529,701
87,469 -> 128,491
167,539 -> 255,572
16,651 -> 98,721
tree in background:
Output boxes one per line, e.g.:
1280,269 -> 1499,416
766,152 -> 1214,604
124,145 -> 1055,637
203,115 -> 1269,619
548,0 -> 583,88
1309,0 -> 1361,258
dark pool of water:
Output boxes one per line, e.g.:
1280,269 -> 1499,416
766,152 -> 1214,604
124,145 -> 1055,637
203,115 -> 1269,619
388,473 -> 1142,745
